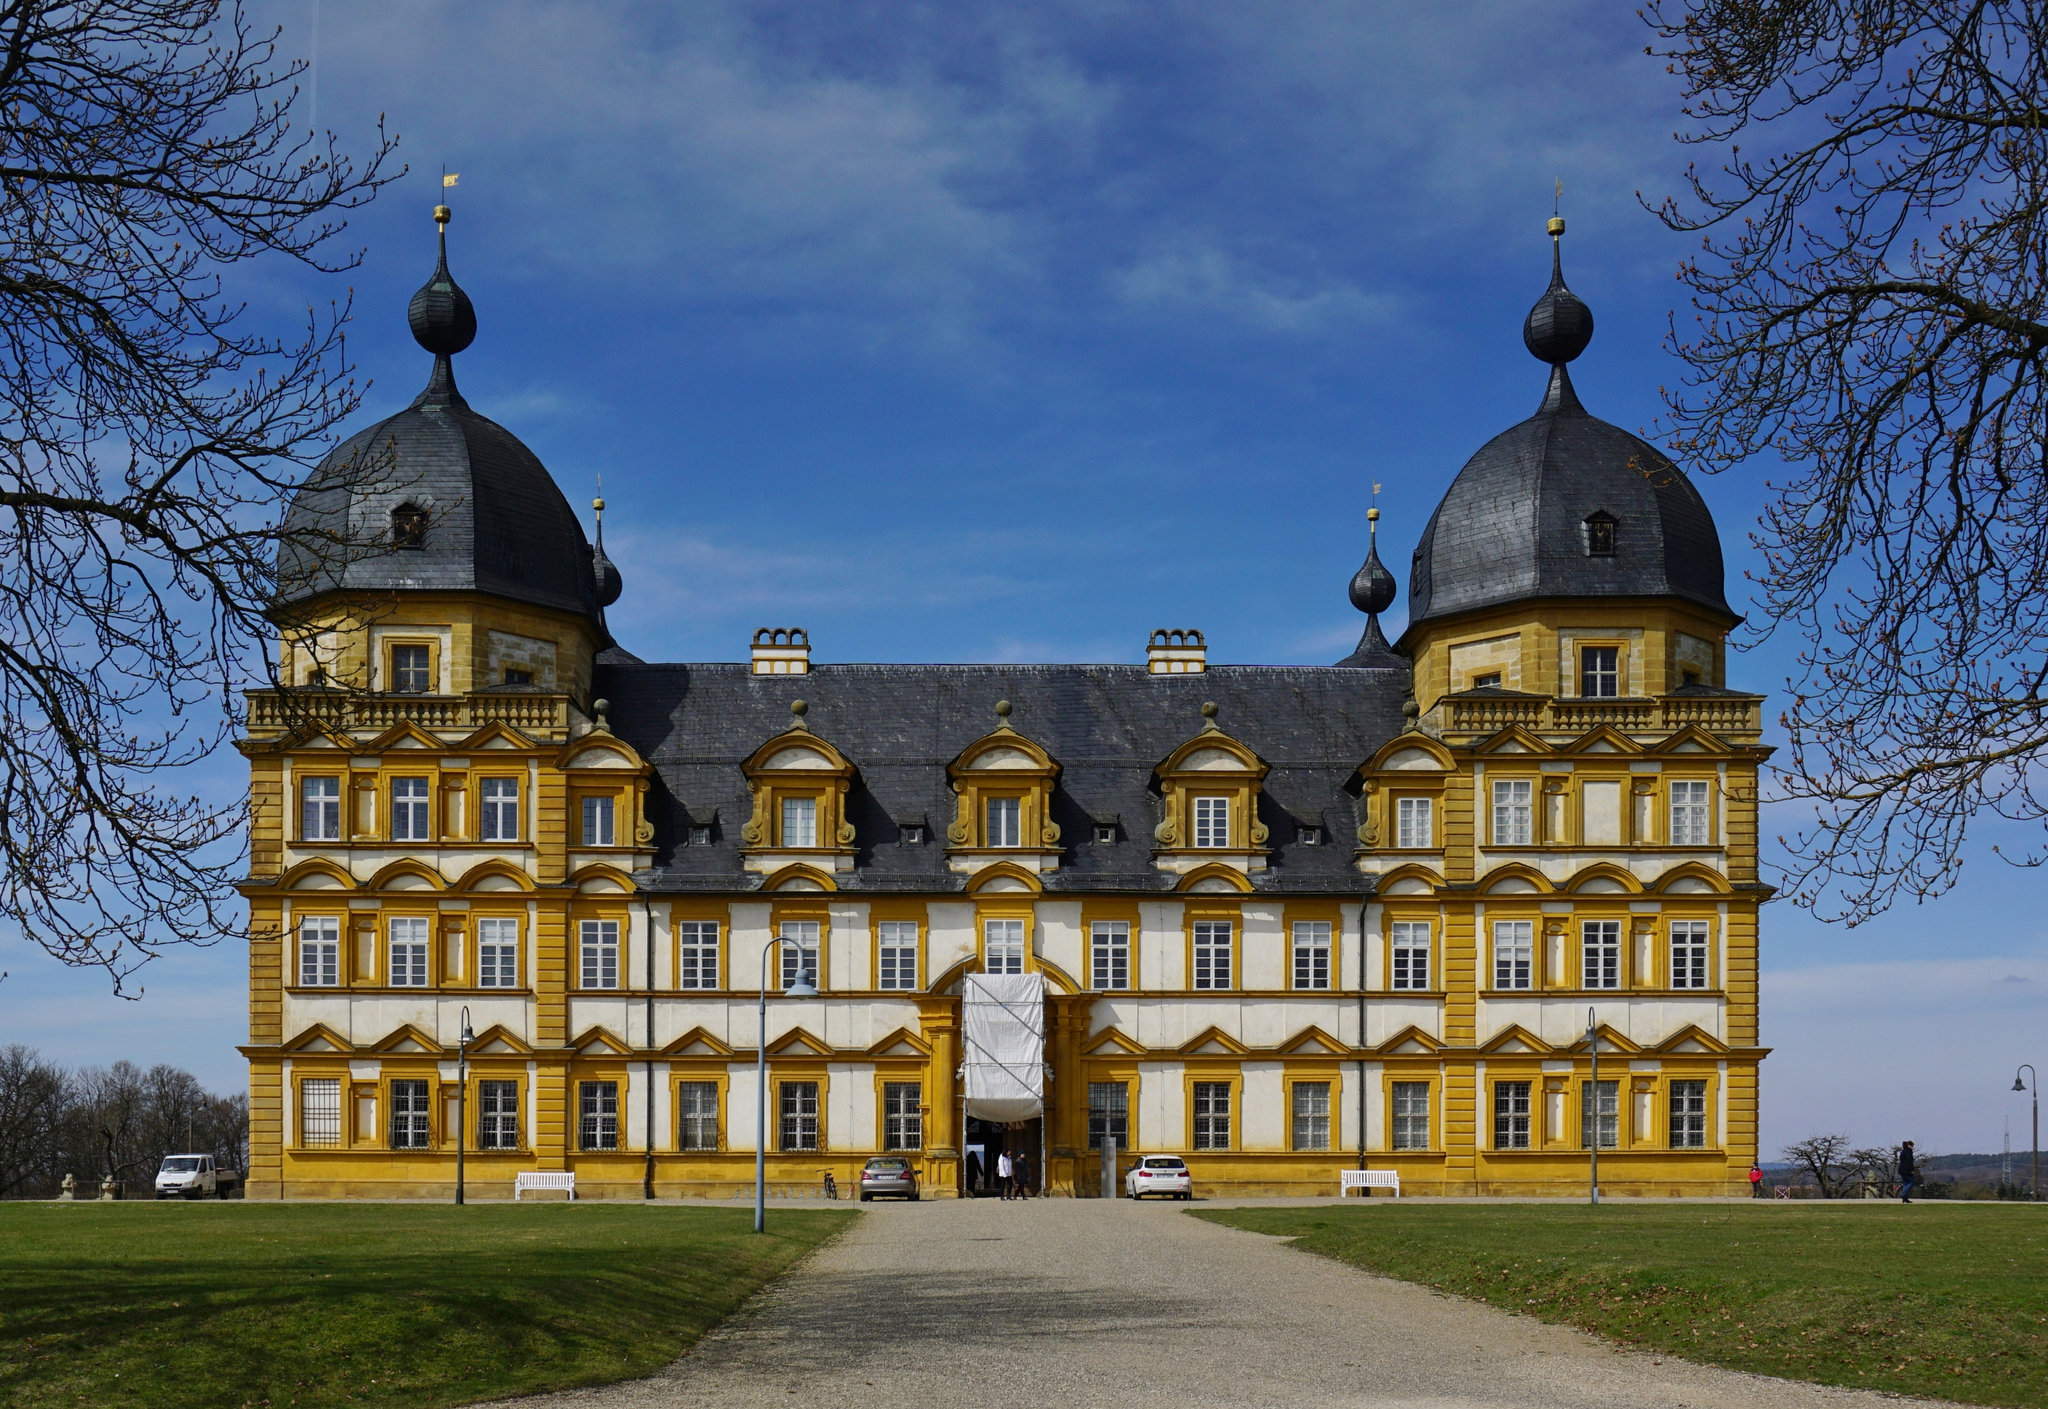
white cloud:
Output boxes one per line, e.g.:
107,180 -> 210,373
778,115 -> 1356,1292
1114,241 -> 1390,333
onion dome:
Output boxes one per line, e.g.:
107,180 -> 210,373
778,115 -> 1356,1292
272,207 -> 610,628
1400,220 -> 1732,641
1334,505 -> 1404,668
590,497 -> 623,607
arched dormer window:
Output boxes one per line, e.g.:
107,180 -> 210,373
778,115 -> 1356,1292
392,503 -> 429,549
738,712 -> 858,875
1152,710 -> 1270,875
946,715 -> 1062,871
1582,511 -> 1616,557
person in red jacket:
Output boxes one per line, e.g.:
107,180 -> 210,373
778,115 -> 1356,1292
1749,1162 -> 1765,1198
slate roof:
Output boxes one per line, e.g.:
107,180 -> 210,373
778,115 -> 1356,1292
596,660 -> 1412,896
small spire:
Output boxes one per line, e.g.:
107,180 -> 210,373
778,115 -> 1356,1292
408,194 -> 477,410
590,494 -> 622,608
1337,487 -> 1401,668
1522,208 -> 1593,372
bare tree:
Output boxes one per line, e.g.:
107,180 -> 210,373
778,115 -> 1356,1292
1784,1132 -> 1857,1196
0,0 -> 399,985
0,1044 -> 68,1196
1645,1 -> 2048,921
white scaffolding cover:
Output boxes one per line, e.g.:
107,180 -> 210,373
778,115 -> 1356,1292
962,973 -> 1046,1122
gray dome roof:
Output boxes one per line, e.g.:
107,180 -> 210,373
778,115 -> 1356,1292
273,225 -> 606,626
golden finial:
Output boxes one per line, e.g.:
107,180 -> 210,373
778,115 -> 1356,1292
1548,177 -> 1564,239
1367,481 -> 1381,536
436,169 -> 459,228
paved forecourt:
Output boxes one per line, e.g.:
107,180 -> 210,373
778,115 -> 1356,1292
481,1198 -> 1951,1409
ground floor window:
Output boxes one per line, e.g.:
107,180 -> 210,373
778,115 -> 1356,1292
478,1080 -> 519,1150
1087,1082 -> 1128,1150
389,1079 -> 430,1149
1581,1079 -> 1619,1150
1493,1081 -> 1531,1150
300,1078 -> 340,1147
1192,1082 -> 1231,1150
1669,1080 -> 1708,1148
677,1081 -> 718,1150
883,1082 -> 922,1150
580,1080 -> 619,1151
780,1080 -> 820,1151
1391,1082 -> 1430,1150
1291,1081 -> 1330,1150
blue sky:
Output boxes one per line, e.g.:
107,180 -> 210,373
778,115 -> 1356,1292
3,0 -> 2042,1160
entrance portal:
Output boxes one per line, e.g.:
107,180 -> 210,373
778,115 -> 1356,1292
962,1115 -> 1042,1197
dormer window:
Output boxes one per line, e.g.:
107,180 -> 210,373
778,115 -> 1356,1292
986,796 -> 1021,848
1583,511 -> 1616,557
1192,796 -> 1232,848
392,503 -> 429,549
780,796 -> 818,848
1297,826 -> 1323,846
504,669 -> 532,685
899,823 -> 925,844
1093,823 -> 1117,844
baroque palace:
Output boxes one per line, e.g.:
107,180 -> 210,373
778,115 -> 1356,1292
240,207 -> 1768,1199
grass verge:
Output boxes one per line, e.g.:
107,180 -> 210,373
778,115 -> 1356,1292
0,1201 -> 851,1409
1199,1202 -> 2047,1408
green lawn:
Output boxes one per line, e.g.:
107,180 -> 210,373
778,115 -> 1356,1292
0,1201 -> 850,1409
1200,1202 -> 2047,1407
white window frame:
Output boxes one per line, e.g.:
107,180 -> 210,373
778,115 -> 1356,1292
1395,796 -> 1434,849
779,920 -> 820,990
779,1080 -> 820,1151
1492,779 -> 1533,846
1669,780 -> 1711,846
1580,645 -> 1620,698
477,917 -> 520,989
300,776 -> 342,841
582,794 -> 616,846
1192,919 -> 1232,990
985,796 -> 1021,848
1090,920 -> 1130,991
984,918 -> 1025,975
1390,921 -> 1430,990
580,918 -> 620,991
579,1080 -> 619,1151
387,917 -> 430,988
1291,1080 -> 1331,1151
877,920 -> 918,990
390,776 -> 432,842
1192,1081 -> 1231,1150
677,1080 -> 718,1151
883,1081 -> 923,1151
780,796 -> 817,848
298,916 -> 340,987
390,643 -> 431,693
1192,795 -> 1231,848
1494,1080 -> 1532,1150
677,920 -> 720,990
1669,1079 -> 1708,1148
1292,920 -> 1331,990
479,776 -> 520,842
1581,919 -> 1621,990
1669,920 -> 1710,990
1492,919 -> 1533,991
478,1079 -> 519,1150
1391,1081 -> 1431,1150
1581,1079 -> 1619,1149
389,1079 -> 431,1149
300,1077 -> 341,1147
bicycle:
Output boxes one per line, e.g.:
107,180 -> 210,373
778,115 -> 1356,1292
820,1169 -> 838,1201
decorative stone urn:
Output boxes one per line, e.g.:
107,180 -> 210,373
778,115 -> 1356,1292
58,1173 -> 75,1201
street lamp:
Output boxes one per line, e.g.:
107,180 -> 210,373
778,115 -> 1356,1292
756,936 -> 819,1233
2016,1065 -> 2038,1202
1586,1007 -> 1600,1206
455,1005 -> 474,1206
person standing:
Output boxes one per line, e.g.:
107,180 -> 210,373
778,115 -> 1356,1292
997,1148 -> 1014,1201
1016,1149 -> 1032,1199
1897,1141 -> 1917,1203
1748,1162 -> 1765,1198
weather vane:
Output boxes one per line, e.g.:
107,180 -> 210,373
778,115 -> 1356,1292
1368,481 -> 1381,537
437,167 -> 459,227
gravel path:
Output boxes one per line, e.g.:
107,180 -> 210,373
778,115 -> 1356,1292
482,1198 -> 1949,1409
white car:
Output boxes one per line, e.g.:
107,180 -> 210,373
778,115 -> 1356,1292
1125,1155 -> 1192,1200
155,1154 -> 219,1199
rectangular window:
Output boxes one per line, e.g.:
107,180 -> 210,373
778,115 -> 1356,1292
779,920 -> 820,990
579,1080 -> 619,1151
300,776 -> 342,841
1392,1082 -> 1431,1150
1087,1082 -> 1129,1151
1390,921 -> 1430,990
1492,919 -> 1533,991
780,796 -> 817,848
391,644 -> 430,693
986,796 -> 1020,847
1669,921 -> 1710,990
677,1081 -> 718,1151
300,1078 -> 341,1147
1669,780 -> 1711,846
1192,1081 -> 1231,1150
479,777 -> 519,842
1192,920 -> 1232,990
477,917 -> 519,989
580,919 -> 620,990
1090,920 -> 1130,990
984,918 -> 1025,975
883,1082 -> 923,1151
582,795 -> 616,846
387,917 -> 430,987
1494,1080 -> 1532,1150
389,1079 -> 430,1149
877,920 -> 918,990
1395,797 -> 1434,849
1192,795 -> 1231,848
677,920 -> 720,990
1581,1079 -> 1619,1149
1492,779 -> 1533,845
779,1080 -> 820,1151
478,1080 -> 519,1150
1291,1081 -> 1331,1151
298,916 -> 340,987
1581,920 -> 1621,990
1580,645 -> 1620,698
390,776 -> 432,842
1669,1080 -> 1708,1148
1292,920 -> 1331,990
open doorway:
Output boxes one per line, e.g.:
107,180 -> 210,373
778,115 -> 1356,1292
962,1115 -> 1042,1197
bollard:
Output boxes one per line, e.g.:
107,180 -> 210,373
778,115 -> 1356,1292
1101,1135 -> 1117,1199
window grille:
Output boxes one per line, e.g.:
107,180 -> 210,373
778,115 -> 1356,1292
984,918 -> 1025,975
779,1080 -> 819,1151
1292,1081 -> 1331,1151
478,1080 -> 519,1150
1669,1080 -> 1708,1148
1390,922 -> 1430,990
1581,920 -> 1621,989
1492,919 -> 1533,991
388,918 -> 430,987
579,1081 -> 619,1151
389,1079 -> 431,1148
1391,1082 -> 1430,1150
1087,1082 -> 1128,1151
877,920 -> 918,990
1583,512 -> 1616,556
1192,795 -> 1230,848
883,1082 -> 923,1150
582,795 -> 616,846
390,777 -> 432,841
391,644 -> 431,692
677,921 -> 719,989
300,1078 -> 341,1146
1395,796 -> 1433,848
1494,1081 -> 1532,1149
779,921 -> 820,990
300,776 -> 341,841
1581,1079 -> 1619,1149
299,917 -> 340,987
1192,1082 -> 1231,1150
1192,920 -> 1232,989
1669,921 -> 1710,989
1580,646 -> 1619,698
986,797 -> 1020,847
1090,920 -> 1130,990
1492,779 -> 1533,845
580,919 -> 620,990
478,918 -> 519,988
780,796 -> 817,848
1292,920 -> 1331,990
479,777 -> 519,841
677,1081 -> 718,1150
391,503 -> 428,549
1669,780 -> 1711,846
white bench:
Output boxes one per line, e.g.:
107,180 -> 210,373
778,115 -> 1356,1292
514,1171 -> 577,1201
1340,1169 -> 1401,1198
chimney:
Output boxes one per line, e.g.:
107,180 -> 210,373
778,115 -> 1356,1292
751,627 -> 811,675
1147,628 -> 1206,675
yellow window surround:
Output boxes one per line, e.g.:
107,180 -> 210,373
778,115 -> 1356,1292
1152,717 -> 1268,854
738,713 -> 857,856
946,712 -> 1062,853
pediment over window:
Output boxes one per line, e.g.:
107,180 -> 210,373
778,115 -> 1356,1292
947,717 -> 1062,855
1153,710 -> 1269,857
740,717 -> 857,859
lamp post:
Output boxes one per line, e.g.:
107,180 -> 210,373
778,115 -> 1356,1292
1587,1007 -> 1600,1206
2016,1065 -> 2039,1202
455,1005 -> 474,1206
756,936 -> 819,1233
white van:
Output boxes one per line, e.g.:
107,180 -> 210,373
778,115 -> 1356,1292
154,1154 -> 220,1199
